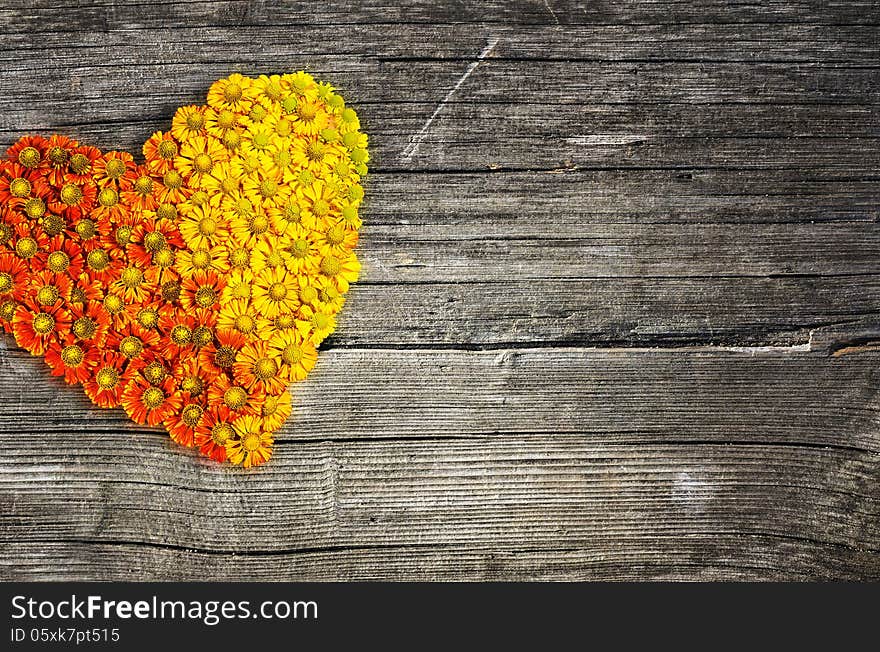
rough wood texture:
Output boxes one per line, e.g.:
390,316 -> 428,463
0,0 -> 878,581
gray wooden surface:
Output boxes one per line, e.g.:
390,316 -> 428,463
1,0 -> 878,581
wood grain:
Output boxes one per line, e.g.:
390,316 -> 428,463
0,0 -> 877,581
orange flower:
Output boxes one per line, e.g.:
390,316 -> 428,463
82,351 -> 128,408
44,334 -> 100,384
120,373 -> 183,426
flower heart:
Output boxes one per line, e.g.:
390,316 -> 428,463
0,72 -> 367,467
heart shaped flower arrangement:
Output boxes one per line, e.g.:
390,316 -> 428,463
0,72 -> 367,467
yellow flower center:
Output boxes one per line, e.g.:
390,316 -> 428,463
248,214 -> 270,235
36,285 -> 59,306
268,282 -> 287,301
223,83 -> 242,103
59,183 -> 83,205
281,344 -> 303,365
223,131 -> 242,150
220,177 -> 238,195
191,249 -> 211,269
311,199 -> 330,218
70,153 -> 91,174
170,324 -> 192,345
242,432 -> 263,452
156,203 -> 177,221
192,325 -> 213,347
143,361 -> 166,385
217,110 -> 237,129
193,153 -> 214,174
186,112 -> 205,131
32,312 -> 55,335
143,231 -> 167,252
120,267 -> 143,288
229,247 -> 249,268
198,217 -> 217,236
15,237 -> 38,259
137,308 -> 159,329
259,178 -> 277,198
181,403 -> 203,426
115,225 -> 132,246
223,386 -> 247,410
97,188 -> 118,207
158,140 -> 178,159
75,219 -> 97,240
320,255 -> 341,277
103,294 -> 124,314
233,314 -> 255,333
25,197 -> 46,219
214,345 -> 237,369
87,249 -> 110,271
142,387 -> 165,409
95,367 -> 119,390
18,146 -> 41,168
299,286 -> 318,304
0,300 -> 16,321
105,158 -> 127,179
153,248 -> 175,268
289,239 -> 309,258
48,146 -> 68,165
119,335 -> 143,358
325,224 -> 345,245
10,177 -> 31,197
61,344 -> 84,367
134,175 -> 153,194
312,312 -> 330,330
254,357 -> 278,380
161,280 -> 181,303
0,273 -> 12,294
47,251 -> 70,273
181,375 -> 205,396
163,170 -> 184,189
72,316 -> 97,340
195,286 -> 217,308
212,422 -> 233,446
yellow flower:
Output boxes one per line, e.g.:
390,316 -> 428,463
296,180 -> 340,223
170,105 -> 208,142
226,415 -> 274,468
291,98 -> 329,137
175,136 -> 229,184
260,390 -> 292,431
217,298 -> 259,337
178,203 -> 228,250
176,243 -> 229,278
221,269 -> 255,303
229,206 -> 273,248
205,106 -> 242,139
206,73 -> 253,112
250,235 -> 291,274
252,267 -> 299,318
317,250 -> 360,293
241,170 -> 291,210
298,304 -> 336,345
199,161 -> 239,204
268,327 -> 317,381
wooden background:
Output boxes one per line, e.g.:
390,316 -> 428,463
0,0 -> 878,580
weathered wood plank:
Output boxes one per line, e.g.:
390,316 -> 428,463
3,341 -> 880,452
1,1 -> 878,32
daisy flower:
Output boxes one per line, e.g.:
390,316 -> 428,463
82,351 -> 128,408
195,405 -> 237,463
175,136 -> 228,185
177,203 -> 227,250
268,327 -> 317,382
45,335 -> 100,385
252,266 -> 298,318
142,131 -> 179,175
233,340 -> 289,393
121,374 -> 183,427
260,389 -> 292,431
226,415 -> 274,468
170,105 -> 208,142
